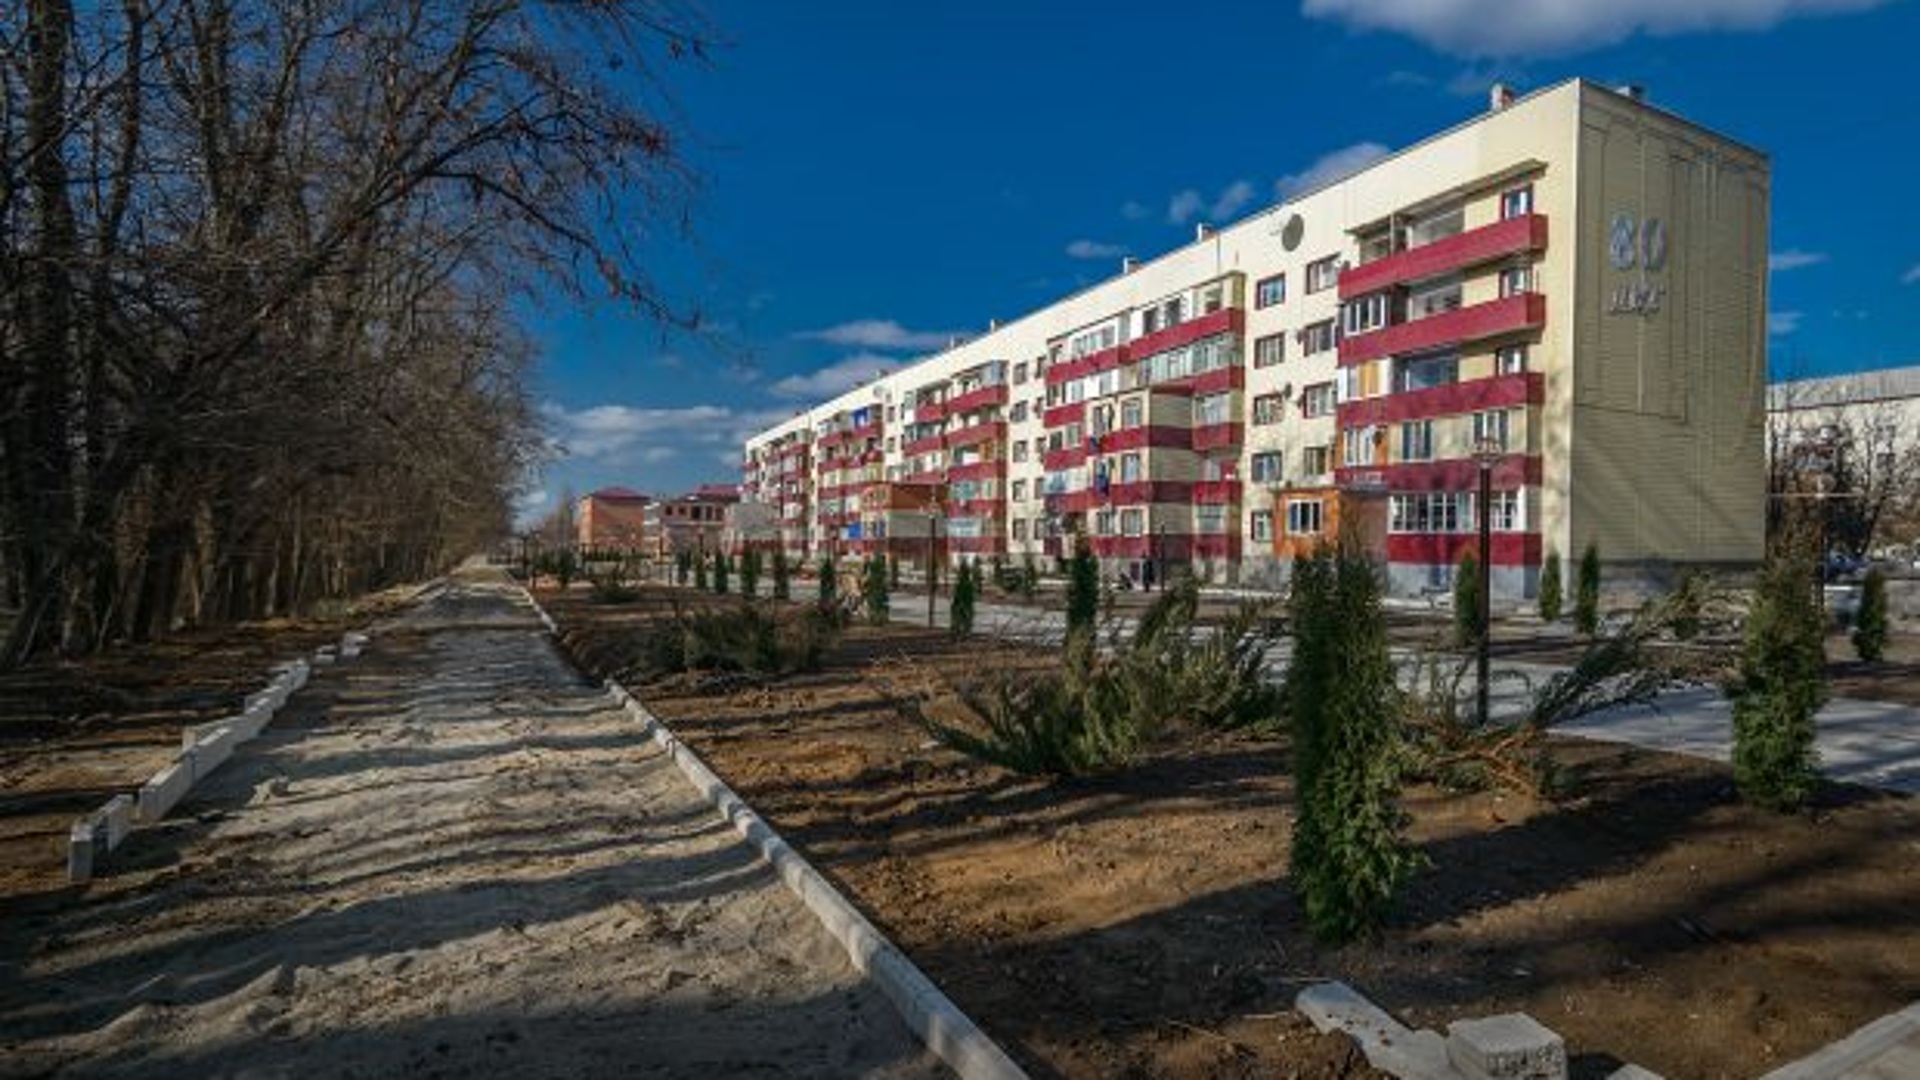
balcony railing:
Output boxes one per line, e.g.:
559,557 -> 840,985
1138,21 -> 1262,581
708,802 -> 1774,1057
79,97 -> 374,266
944,420 -> 1007,450
945,383 -> 1009,414
902,433 -> 944,456
1042,401 -> 1085,429
1339,214 -> 1548,299
1127,307 -> 1244,362
1339,292 -> 1546,366
1192,480 -> 1242,504
1191,421 -> 1244,452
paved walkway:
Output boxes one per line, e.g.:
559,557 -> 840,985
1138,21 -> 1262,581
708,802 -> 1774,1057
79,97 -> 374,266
0,568 -> 945,1079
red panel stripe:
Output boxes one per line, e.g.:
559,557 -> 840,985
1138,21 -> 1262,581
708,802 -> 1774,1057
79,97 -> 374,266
1386,532 -> 1542,567
1339,215 -> 1548,299
1338,293 -> 1546,366
1337,372 -> 1545,427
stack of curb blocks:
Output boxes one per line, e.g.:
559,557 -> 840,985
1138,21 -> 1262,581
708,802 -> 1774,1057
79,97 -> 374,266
66,628 -> 373,883
1298,982 -> 1659,1080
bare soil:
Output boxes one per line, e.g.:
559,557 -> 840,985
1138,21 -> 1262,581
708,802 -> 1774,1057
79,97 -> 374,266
0,588 -> 424,901
546,583 -> 1920,1080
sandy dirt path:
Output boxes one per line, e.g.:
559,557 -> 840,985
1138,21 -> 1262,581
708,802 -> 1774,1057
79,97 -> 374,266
0,568 -> 947,1080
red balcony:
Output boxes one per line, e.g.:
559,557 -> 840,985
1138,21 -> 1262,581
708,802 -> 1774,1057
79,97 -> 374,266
1043,445 -> 1088,471
1045,344 -> 1125,386
1337,372 -> 1544,428
1128,308 -> 1244,361
1043,401 -> 1085,429
946,383 -> 1009,414
946,497 -> 1004,517
948,535 -> 1007,555
1192,480 -> 1242,505
1090,426 -> 1189,455
946,458 -> 1006,482
915,398 -> 947,423
1339,292 -> 1546,366
901,468 -> 944,484
945,419 -> 1007,450
1334,452 -> 1542,492
1386,532 -> 1541,568
1190,534 -> 1243,560
1055,481 -> 1195,512
1191,422 -> 1244,452
1339,214 -> 1548,300
903,433 -> 944,456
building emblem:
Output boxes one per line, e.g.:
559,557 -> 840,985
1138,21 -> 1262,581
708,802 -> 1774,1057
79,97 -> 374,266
1609,212 -> 1638,270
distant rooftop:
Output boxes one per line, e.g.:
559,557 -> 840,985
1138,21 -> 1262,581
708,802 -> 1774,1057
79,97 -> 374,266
585,486 -> 649,502
1770,365 -> 1920,410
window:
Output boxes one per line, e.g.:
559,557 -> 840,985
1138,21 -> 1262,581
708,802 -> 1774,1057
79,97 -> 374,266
1343,426 -> 1375,467
1196,392 -> 1233,426
1012,440 -> 1029,463
1013,361 -> 1028,385
1253,333 -> 1286,368
1119,453 -> 1142,482
1095,509 -> 1117,536
1499,262 -> 1534,297
1497,344 -> 1529,374
1303,445 -> 1332,478
1501,184 -> 1533,219
1012,519 -> 1027,540
1471,409 -> 1511,452
886,406 -> 897,422
1394,353 -> 1459,393
1250,451 -> 1283,483
1399,419 -> 1435,462
1011,480 -> 1027,501
886,437 -> 897,452
1010,401 -> 1028,422
1389,492 -> 1472,534
1301,319 -> 1338,355
1256,273 -> 1287,308
1488,489 -> 1523,531
1286,499 -> 1324,535
1342,293 -> 1391,336
1200,283 -> 1225,313
1252,393 -> 1284,425
1250,510 -> 1274,543
1408,276 -> 1463,319
1301,382 -> 1336,418
1196,505 -> 1228,534
1122,397 -> 1144,428
1305,255 -> 1341,293
1121,508 -> 1145,536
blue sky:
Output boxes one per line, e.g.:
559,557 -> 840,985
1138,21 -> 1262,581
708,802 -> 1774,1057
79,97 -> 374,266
520,0 -> 1920,523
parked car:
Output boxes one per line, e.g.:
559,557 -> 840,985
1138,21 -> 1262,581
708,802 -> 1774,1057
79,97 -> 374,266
1823,551 -> 1868,582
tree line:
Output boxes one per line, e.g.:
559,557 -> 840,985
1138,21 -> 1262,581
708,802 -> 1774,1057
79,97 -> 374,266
0,0 -> 706,664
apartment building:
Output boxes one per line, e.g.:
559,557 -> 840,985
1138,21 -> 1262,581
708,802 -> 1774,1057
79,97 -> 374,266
741,79 -> 1770,597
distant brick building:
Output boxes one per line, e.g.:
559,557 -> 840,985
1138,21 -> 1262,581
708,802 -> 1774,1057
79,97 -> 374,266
576,487 -> 650,549
650,484 -> 739,557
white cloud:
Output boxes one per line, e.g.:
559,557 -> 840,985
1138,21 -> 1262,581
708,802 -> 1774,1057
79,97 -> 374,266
1275,142 -> 1393,200
1302,0 -> 1890,58
769,353 -> 908,399
1768,249 -> 1828,272
1902,264 -> 1920,285
1768,310 -> 1804,336
540,402 -> 792,462
1120,200 -> 1151,221
1169,180 -> 1257,225
1065,239 -> 1129,260
795,319 -> 960,352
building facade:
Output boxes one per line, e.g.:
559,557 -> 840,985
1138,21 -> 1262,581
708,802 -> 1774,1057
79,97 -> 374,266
576,487 -> 650,549
741,80 -> 1770,596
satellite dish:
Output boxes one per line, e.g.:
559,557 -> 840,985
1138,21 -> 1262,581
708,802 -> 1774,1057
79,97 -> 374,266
1280,214 -> 1305,252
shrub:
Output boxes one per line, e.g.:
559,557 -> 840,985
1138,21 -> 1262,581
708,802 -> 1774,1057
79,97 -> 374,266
889,553 -> 901,590
713,553 -> 731,594
693,555 -> 709,591
589,570 -> 641,604
863,555 -> 890,625
1065,533 -> 1099,638
1020,553 -> 1039,599
1537,550 -> 1562,622
1854,567 -> 1888,661
1728,546 -> 1827,811
1453,548 -> 1483,647
950,561 -> 977,637
1575,542 -> 1601,635
676,550 -> 692,586
1120,577 -> 1283,732
632,603 -> 839,680
741,549 -> 763,598
817,557 -> 836,606
772,549 -> 791,601
1670,570 -> 1704,641
1288,543 -> 1420,944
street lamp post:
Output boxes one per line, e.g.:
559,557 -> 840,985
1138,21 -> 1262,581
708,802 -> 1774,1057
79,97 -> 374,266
926,502 -> 942,627
1472,436 -> 1503,727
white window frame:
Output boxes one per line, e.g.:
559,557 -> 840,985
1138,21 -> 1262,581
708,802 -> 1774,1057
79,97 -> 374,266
1255,274 -> 1286,309
1399,419 -> 1435,462
1286,498 -> 1324,535
1253,332 -> 1286,368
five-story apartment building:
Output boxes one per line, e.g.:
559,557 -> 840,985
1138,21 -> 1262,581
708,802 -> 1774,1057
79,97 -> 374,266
740,80 -> 1770,596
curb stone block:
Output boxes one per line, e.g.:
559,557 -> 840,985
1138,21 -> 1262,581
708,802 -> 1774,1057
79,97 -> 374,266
138,759 -> 192,822
1447,1015 -> 1566,1080
68,820 -> 97,882
1606,1067 -> 1665,1080
1298,981 -> 1462,1080
102,795 -> 133,849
